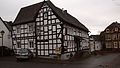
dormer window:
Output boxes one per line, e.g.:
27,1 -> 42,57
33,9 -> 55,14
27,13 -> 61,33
115,28 -> 118,31
106,29 -> 109,33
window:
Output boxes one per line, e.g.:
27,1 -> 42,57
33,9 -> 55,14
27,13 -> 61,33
29,41 -> 34,48
118,34 -> 120,40
49,31 -> 52,34
52,20 -> 55,23
29,24 -> 34,32
17,42 -> 21,48
106,42 -> 111,48
44,12 -> 47,19
57,25 -> 61,28
106,29 -> 109,33
115,28 -> 118,31
45,36 -> 48,39
48,11 -> 51,15
112,34 -> 118,40
74,31 -> 76,35
41,18 -> 43,21
52,15 -> 56,19
67,28 -> 69,34
16,26 -> 20,33
36,18 -> 40,21
105,34 -> 111,40
8,33 -> 11,39
49,26 -> 52,30
114,42 -> 118,48
44,20 -> 47,25
56,19 -> 60,23
53,26 -> 56,31
44,27 -> 48,31
119,41 -> 120,48
41,27 -> 43,30
48,16 -> 51,19
44,8 -> 47,12
79,32 -> 82,36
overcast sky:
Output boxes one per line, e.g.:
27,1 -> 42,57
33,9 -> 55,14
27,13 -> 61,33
0,0 -> 120,35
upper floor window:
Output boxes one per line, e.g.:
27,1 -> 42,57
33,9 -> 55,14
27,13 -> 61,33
65,28 -> 67,35
112,34 -> 118,40
106,29 -> 109,33
44,12 -> 47,19
74,31 -> 76,35
16,26 -> 20,33
79,32 -> 82,36
29,24 -> 34,33
52,15 -> 56,19
118,34 -> 120,40
63,28 -> 67,35
105,34 -> 111,40
44,20 -> 47,25
8,33 -> 11,39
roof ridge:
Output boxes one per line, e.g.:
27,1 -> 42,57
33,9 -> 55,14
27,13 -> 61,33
104,21 -> 120,31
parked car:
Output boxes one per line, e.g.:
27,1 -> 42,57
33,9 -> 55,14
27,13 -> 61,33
0,46 -> 14,56
15,48 -> 33,61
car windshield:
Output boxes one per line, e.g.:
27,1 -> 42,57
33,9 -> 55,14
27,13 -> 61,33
18,49 -> 28,53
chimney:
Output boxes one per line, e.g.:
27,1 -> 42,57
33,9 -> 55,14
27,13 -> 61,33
115,21 -> 118,23
64,10 -> 67,13
62,8 -> 64,11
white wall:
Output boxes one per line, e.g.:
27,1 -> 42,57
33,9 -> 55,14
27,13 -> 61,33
90,40 -> 102,52
63,24 -> 89,50
0,19 -> 12,48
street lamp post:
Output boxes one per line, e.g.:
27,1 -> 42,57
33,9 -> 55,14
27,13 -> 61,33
1,30 -> 5,56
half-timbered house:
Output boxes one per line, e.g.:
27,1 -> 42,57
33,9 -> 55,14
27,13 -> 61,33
100,21 -> 120,51
12,0 -> 89,60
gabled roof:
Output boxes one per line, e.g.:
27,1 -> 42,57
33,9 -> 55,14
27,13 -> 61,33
105,21 -> 120,30
13,2 -> 43,25
4,21 -> 12,31
0,17 -> 12,31
13,1 -> 89,32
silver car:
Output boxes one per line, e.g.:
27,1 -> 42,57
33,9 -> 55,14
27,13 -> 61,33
16,48 -> 33,61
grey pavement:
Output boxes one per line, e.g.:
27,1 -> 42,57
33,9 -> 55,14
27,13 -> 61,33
0,53 -> 120,68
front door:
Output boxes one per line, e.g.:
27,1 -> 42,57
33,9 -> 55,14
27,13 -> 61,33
74,36 -> 81,51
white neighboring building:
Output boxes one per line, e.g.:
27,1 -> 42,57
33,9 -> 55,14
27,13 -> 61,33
90,35 -> 102,52
0,17 -> 12,48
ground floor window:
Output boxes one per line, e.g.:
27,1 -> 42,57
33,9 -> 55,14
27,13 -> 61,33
106,42 -> 112,48
113,42 -> 118,48
29,41 -> 34,48
17,42 -> 21,48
